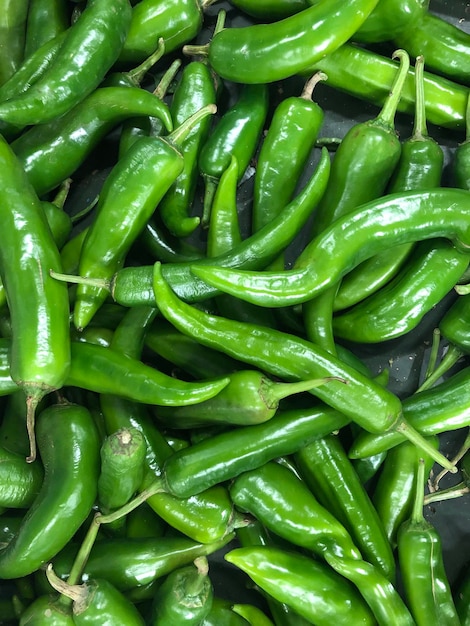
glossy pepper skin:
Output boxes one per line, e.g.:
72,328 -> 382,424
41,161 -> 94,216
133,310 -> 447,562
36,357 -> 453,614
158,60 -> 217,237
0,444 -> 44,509
0,134 -> 71,463
304,49 -> 409,352
12,86 -> 173,197
160,405 -> 349,498
334,53 -> 445,312
294,434 -> 395,581
118,0 -> 210,64
203,0 -> 380,83
229,461 -> 363,561
191,187 -> 470,308
353,0 -> 428,43
69,146 -> 330,307
397,460 -> 461,626
305,42 -> 469,130
372,437 -> 439,548
0,0 -> 29,86
198,83 -> 269,225
19,594 -> 74,625
225,546 -> 376,626
394,11 -> 470,86
229,0 -> 309,20
150,557 -> 214,625
50,535 -> 232,593
440,293 -> 470,353
0,402 -> 100,579
350,366 -> 470,458
332,239 -> 470,343
24,0 -> 70,59
0,0 -> 133,128
153,263 -> 452,469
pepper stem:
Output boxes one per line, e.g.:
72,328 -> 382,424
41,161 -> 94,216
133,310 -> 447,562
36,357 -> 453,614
424,482 -> 469,505
168,103 -> 217,147
422,328 -> 441,382
430,428 -> 470,491
262,376 -> 347,408
411,458 -> 427,523
127,38 -> 166,86
49,269 -> 111,292
185,557 -> 210,597
416,343 -> 464,392
51,178 -> 72,209
153,59 -> 182,101
412,55 -> 428,140
300,71 -> 328,101
46,564 -> 84,603
25,393 -> 42,463
96,477 -> 165,525
395,419 -> 457,473
375,49 -> 410,127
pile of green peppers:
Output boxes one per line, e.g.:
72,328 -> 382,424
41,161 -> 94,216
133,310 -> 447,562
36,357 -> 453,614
0,0 -> 470,624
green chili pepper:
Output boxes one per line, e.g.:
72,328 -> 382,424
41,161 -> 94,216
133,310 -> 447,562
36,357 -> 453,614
0,31 -> 67,105
98,306 -> 244,545
158,59 -> 218,237
0,0 -> 30,86
294,434 -> 395,581
118,0 -> 216,64
303,49 -> 409,352
50,534 -> 232,593
190,0 -> 379,84
154,369 -> 339,428
191,187 -> 470,309
198,83 -> 269,225
324,552 -> 416,626
372,436 -> 439,548
53,146 -> 330,307
0,444 -> 44,509
97,427 -> 146,513
304,42 -> 469,130
229,0 -> 309,20
152,261 -> 454,471
72,104 -> 215,330
333,54 -> 445,311
157,404 -> 349,498
125,502 -> 167,540
0,402 -> 100,579
332,239 -> 470,343
208,154 -> 278,329
353,0 -> 427,43
24,0 -> 70,59
230,460 -> 362,560
0,134 -> 70,463
138,214 -> 205,265
0,0 -> 133,128
150,556 -> 213,625
145,318 -> 244,379
12,85 -> 173,197
65,341 -> 230,407
397,458 -> 461,625
45,567 -> 145,626
225,546 -> 376,626
19,594 -> 74,625
252,72 -> 325,233
394,10 -> 470,86
349,366 -> 470,458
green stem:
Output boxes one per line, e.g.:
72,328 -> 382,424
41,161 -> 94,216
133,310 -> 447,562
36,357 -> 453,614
71,194 -> 99,224
431,428 -> 470,490
376,49 -> 410,127
423,327 -> 441,382
51,178 -> 73,209
264,376 -> 347,406
455,283 -> 470,295
96,478 -> 165,525
49,269 -> 110,291
153,59 -> 182,101
411,457 -> 426,523
395,420 -> 457,473
168,103 -> 217,147
127,38 -> 166,85
416,343 -> 464,392
412,55 -> 427,139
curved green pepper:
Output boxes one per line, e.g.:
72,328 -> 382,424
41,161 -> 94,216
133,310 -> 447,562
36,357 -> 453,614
0,402 -> 100,579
